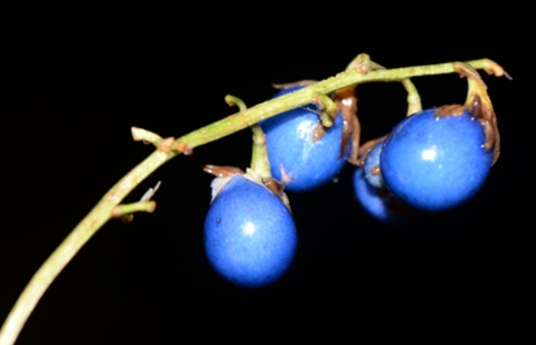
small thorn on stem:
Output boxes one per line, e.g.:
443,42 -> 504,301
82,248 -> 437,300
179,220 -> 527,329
141,181 -> 162,202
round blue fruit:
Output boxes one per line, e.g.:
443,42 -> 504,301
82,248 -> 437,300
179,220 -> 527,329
259,86 -> 347,192
363,140 -> 385,189
353,168 -> 412,224
380,107 -> 493,211
204,174 -> 298,288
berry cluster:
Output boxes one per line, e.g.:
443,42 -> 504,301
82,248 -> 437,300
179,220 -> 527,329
203,61 -> 501,288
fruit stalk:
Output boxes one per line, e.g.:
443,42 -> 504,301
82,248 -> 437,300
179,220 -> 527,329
0,56 -> 508,345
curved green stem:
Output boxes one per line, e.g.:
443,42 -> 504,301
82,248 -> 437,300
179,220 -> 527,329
401,78 -> 422,115
226,94 -> 272,179
348,53 -> 422,115
0,57 -> 508,345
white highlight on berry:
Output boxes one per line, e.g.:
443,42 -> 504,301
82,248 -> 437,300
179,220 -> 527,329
422,146 -> 437,162
243,221 -> 256,236
297,121 -> 313,140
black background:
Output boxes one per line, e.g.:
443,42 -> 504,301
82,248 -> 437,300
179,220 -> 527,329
0,2 -> 531,344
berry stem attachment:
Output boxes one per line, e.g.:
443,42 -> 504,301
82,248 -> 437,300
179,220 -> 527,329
456,62 -> 500,164
226,95 -> 272,179
313,92 -> 338,127
250,125 -> 272,179
0,55 -> 509,345
347,53 -> 422,116
401,78 -> 422,116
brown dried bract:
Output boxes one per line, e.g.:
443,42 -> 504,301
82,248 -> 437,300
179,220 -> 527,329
202,164 -> 244,177
157,137 -> 175,153
333,86 -> 361,165
456,62 -> 484,83
174,141 -> 193,155
263,177 -> 292,213
312,124 -> 327,142
356,135 -> 387,167
434,104 -> 466,118
468,94 -> 500,164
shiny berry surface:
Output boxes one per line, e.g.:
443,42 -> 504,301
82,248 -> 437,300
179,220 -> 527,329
204,174 -> 297,288
380,107 -> 493,211
259,86 -> 347,192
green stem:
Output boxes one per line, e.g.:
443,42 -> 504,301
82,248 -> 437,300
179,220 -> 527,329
111,201 -> 157,218
0,57 -> 508,345
401,78 -> 422,115
349,53 -> 422,116
250,125 -> 271,179
226,94 -> 272,179
313,92 -> 336,127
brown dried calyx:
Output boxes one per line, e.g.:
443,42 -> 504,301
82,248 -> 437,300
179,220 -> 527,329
354,135 -> 387,168
271,80 -> 362,165
332,85 -> 361,165
433,62 -> 501,165
468,94 -> 500,165
202,164 -> 292,212
431,101 -> 499,165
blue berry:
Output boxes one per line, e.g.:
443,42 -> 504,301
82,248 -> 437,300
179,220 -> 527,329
380,107 -> 493,211
353,168 -> 412,224
259,86 -> 347,192
204,173 -> 297,288
363,140 -> 385,189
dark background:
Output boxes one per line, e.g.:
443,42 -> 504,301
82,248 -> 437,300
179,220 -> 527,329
0,2 -> 531,344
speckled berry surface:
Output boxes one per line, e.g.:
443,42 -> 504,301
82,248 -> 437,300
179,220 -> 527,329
204,174 -> 297,288
259,86 -> 347,192
380,107 -> 493,211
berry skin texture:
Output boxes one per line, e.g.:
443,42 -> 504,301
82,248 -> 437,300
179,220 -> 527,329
380,107 -> 494,211
204,174 -> 297,288
259,86 -> 347,192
